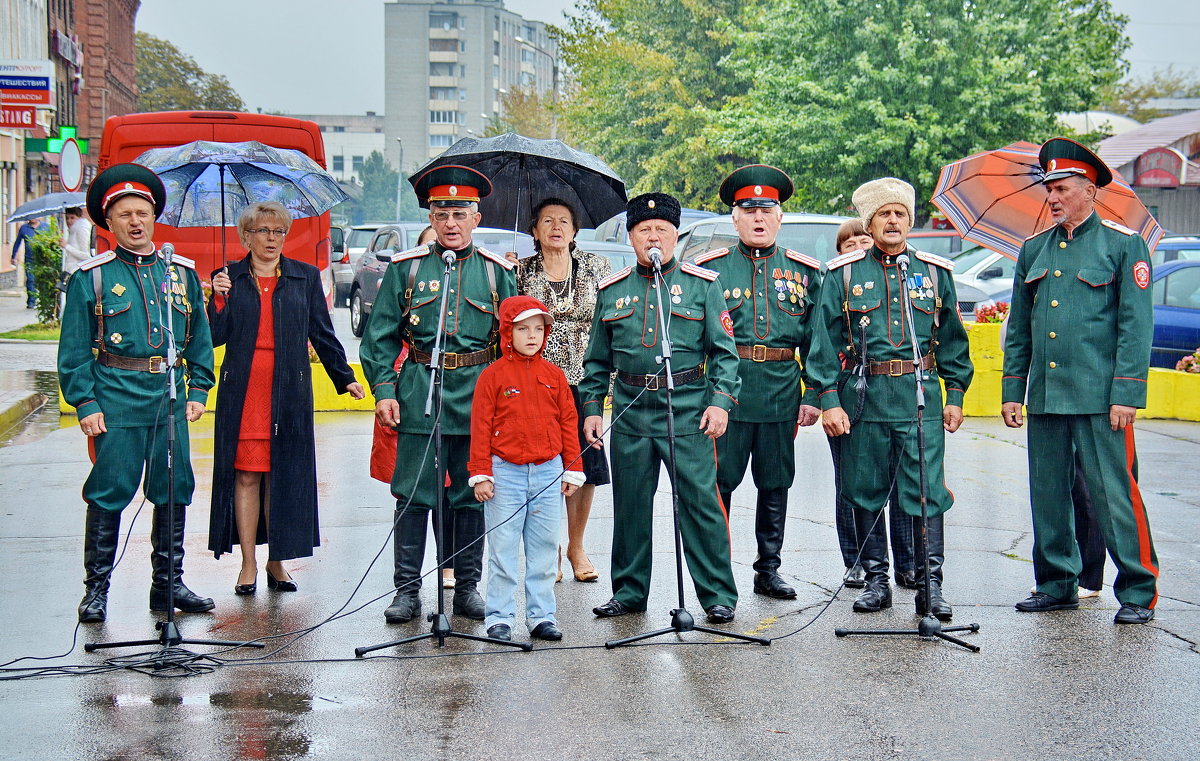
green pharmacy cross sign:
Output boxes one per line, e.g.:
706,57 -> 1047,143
26,125 -> 89,154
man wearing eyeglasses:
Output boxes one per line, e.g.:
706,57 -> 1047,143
361,165 -> 516,625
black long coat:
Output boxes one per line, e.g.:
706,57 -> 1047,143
207,255 -> 357,561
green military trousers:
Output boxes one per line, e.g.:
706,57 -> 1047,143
609,430 -> 738,610
83,420 -> 195,512
716,419 -> 797,493
392,432 -> 481,513
836,417 -> 953,517
1027,414 -> 1159,608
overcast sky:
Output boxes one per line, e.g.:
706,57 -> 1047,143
135,0 -> 1200,115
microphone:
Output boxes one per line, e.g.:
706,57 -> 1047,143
441,248 -> 457,266
895,253 -> 910,273
648,246 -> 663,270
161,242 -> 175,265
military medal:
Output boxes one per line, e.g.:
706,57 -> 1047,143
910,289 -> 919,299
411,315 -> 421,325
790,295 -> 798,303
109,332 -> 122,344
111,283 -> 126,296
733,288 -> 742,298
864,281 -> 874,290
670,284 -> 682,296
430,280 -> 440,292
723,289 -> 730,299
418,281 -> 426,292
672,296 -> 682,304
852,284 -> 863,296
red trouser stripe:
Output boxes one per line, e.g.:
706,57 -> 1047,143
1123,425 -> 1160,607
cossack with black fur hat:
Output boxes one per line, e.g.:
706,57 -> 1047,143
625,192 -> 681,230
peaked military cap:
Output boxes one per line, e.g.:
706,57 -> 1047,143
1039,137 -> 1113,188
625,192 -> 681,230
719,164 -> 794,208
412,164 -> 493,208
86,163 -> 167,231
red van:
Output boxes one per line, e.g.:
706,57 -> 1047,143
96,111 -> 334,301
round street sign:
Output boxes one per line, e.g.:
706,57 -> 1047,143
59,138 -> 83,192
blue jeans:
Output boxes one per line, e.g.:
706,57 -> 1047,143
484,455 -> 563,631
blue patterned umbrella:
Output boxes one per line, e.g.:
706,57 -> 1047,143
134,140 -> 348,263
5,191 -> 87,224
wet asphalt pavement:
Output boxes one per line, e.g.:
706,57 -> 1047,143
0,299 -> 1197,760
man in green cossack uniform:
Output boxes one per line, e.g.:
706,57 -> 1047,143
807,177 -> 973,621
1003,137 -> 1159,625
580,192 -> 743,624
361,165 -> 516,624
58,163 -> 216,623
693,165 -> 822,600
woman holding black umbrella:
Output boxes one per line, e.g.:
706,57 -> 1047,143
517,198 -> 611,582
207,201 -> 364,594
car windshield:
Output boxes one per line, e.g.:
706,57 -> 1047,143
955,246 -> 997,270
910,234 -> 956,256
348,228 -> 377,248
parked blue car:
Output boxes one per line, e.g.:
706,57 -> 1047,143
1152,260 -> 1200,368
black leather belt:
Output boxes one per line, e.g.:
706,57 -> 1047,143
96,351 -> 182,373
617,364 -> 705,391
409,344 -> 499,369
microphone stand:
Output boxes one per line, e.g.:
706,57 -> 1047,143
607,252 -> 769,649
357,248 -> 530,655
87,245 -> 262,662
835,251 -> 980,652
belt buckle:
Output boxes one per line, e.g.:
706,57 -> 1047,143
888,359 -> 904,377
149,356 -> 165,373
751,344 -> 767,362
442,352 -> 459,370
645,375 -> 660,391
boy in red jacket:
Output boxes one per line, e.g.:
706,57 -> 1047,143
468,295 -> 584,642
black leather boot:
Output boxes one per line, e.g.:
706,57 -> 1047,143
79,505 -> 121,623
851,507 -> 892,613
752,488 -> 796,599
914,514 -> 952,621
384,509 -> 428,623
149,504 -> 215,613
451,508 -> 486,620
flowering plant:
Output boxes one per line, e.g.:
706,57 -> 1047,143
1176,348 -> 1200,374
975,301 -> 1009,324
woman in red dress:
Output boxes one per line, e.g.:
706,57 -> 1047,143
208,202 -> 364,595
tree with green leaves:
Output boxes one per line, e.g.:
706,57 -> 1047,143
559,0 -> 759,209
135,32 -> 245,112
484,87 -> 562,140
1100,65 -> 1200,123
716,0 -> 1129,216
357,151 -> 424,223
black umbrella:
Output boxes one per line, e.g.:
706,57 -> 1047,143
409,133 -> 627,231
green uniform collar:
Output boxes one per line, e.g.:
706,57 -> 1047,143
870,243 -> 910,266
114,245 -> 158,266
635,257 -> 679,278
735,241 -> 778,259
1055,210 -> 1098,240
431,241 -> 476,260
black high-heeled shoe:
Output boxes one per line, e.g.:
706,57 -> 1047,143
266,569 -> 298,592
234,573 -> 257,595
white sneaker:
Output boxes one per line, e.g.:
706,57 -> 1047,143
1078,587 -> 1101,599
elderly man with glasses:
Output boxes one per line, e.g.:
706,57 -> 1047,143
361,165 -> 516,625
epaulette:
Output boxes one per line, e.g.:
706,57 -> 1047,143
1101,218 -> 1138,236
914,250 -> 955,271
166,253 -> 196,270
785,249 -> 821,270
79,251 -> 116,271
825,250 -> 866,270
477,246 -> 516,271
1025,226 -> 1055,242
693,247 -> 730,265
597,266 -> 632,289
391,243 -> 431,264
681,262 -> 719,281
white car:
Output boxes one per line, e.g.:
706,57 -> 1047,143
949,245 -> 1017,302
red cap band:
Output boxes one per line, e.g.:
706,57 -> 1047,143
733,184 -> 780,202
426,184 -> 480,203
102,181 -> 155,211
1044,158 -> 1098,184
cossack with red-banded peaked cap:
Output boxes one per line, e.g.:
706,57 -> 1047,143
85,163 -> 167,231
411,164 -> 493,208
1039,137 -> 1113,188
625,192 -> 680,230
719,164 -> 794,208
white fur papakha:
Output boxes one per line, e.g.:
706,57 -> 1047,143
853,177 -> 916,229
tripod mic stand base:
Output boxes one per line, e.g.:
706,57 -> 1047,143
354,612 -> 533,656
605,607 -> 771,649
84,618 -> 266,653
835,616 -> 981,653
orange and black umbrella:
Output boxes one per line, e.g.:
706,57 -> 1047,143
930,140 -> 1163,261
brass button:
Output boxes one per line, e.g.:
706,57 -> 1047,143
1050,299 -> 1059,307
1049,361 -> 1057,368
1059,242 -> 1067,249
1054,270 -> 1062,277
1049,332 -> 1057,339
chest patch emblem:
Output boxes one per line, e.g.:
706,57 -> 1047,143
503,386 -> 521,398
1133,261 -> 1150,289
111,283 -> 126,297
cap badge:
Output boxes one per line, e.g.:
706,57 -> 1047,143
754,185 -> 763,195
1047,159 -> 1057,172
124,183 -> 133,190
647,199 -> 656,209
449,185 -> 458,196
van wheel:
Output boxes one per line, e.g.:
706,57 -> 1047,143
350,290 -> 366,337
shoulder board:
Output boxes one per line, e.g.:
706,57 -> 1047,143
477,246 -> 516,271
693,247 -> 730,265
1024,226 -> 1055,242
681,262 -> 719,281
167,253 -> 195,270
914,251 -> 955,271
79,251 -> 116,271
391,244 -> 430,264
825,250 -> 866,270
785,249 -> 821,270
597,266 -> 632,289
1101,218 -> 1138,236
